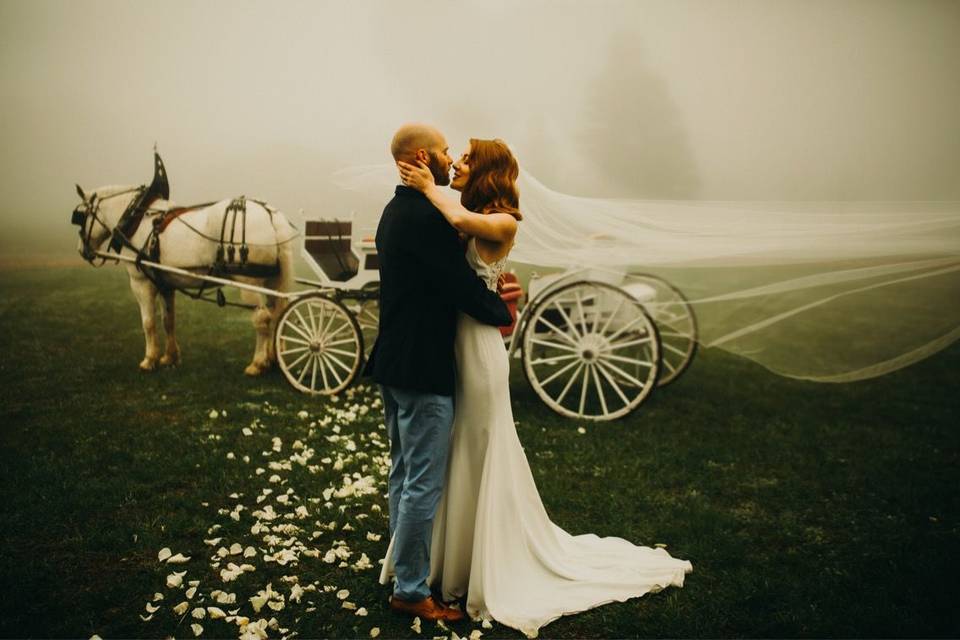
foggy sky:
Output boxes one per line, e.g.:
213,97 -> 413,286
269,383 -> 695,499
1,0 -> 958,261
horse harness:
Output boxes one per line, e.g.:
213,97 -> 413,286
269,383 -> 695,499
73,151 -> 287,308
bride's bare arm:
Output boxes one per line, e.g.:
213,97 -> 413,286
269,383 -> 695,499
398,160 -> 518,243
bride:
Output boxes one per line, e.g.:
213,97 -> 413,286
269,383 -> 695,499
382,138 -> 693,638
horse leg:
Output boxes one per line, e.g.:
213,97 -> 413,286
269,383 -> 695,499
159,289 -> 181,366
264,294 -> 287,365
245,304 -> 273,376
129,275 -> 161,372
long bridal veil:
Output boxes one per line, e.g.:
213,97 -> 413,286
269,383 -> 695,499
332,163 -> 960,383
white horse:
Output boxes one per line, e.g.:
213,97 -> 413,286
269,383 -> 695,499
72,183 -> 296,375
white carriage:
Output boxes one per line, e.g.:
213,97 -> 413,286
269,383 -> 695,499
274,218 -> 699,422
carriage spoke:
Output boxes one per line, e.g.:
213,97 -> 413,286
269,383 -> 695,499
573,290 -> 590,335
306,300 -> 319,336
286,350 -> 311,372
537,358 -> 583,387
662,357 -> 678,373
530,338 -> 579,353
309,354 -> 318,391
285,314 -> 316,342
662,342 -> 689,357
317,306 -> 339,341
577,364 -> 590,415
659,330 -> 692,339
319,353 -> 345,386
554,363 -> 584,406
552,300 -> 584,339
602,353 -> 655,367
324,346 -> 360,359
605,314 -> 649,343
595,360 -> 631,407
296,354 -> 314,384
599,297 -> 625,335
533,316 -> 580,347
325,337 -> 361,348
320,319 -> 353,344
322,351 -> 354,375
528,354 -> 579,366
596,358 -> 648,388
278,334 -> 312,347
292,308 -> 316,340
317,349 -> 330,390
604,336 -> 653,351
280,345 -> 310,356
591,364 -> 609,415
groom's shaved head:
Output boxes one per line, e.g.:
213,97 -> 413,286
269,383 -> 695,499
391,123 -> 444,162
391,122 -> 452,186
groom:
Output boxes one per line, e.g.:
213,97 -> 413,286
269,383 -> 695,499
364,123 -> 512,621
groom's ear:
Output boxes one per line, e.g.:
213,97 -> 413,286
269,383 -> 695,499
414,148 -> 429,164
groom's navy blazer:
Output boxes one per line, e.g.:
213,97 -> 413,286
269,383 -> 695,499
364,185 -> 512,396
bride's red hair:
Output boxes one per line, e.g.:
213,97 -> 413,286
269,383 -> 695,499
460,138 -> 522,220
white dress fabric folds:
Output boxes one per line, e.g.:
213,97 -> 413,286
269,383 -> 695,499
380,238 -> 693,637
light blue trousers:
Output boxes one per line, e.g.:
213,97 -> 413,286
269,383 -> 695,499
380,384 -> 455,602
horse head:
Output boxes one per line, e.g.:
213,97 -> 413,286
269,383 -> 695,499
71,184 -> 138,261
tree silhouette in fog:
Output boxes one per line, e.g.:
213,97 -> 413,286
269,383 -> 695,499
573,32 -> 700,199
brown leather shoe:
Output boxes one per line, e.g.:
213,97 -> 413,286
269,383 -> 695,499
389,594 -> 465,622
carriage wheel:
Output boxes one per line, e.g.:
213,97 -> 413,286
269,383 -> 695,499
624,274 -> 698,387
521,281 -> 661,421
346,298 -> 379,359
275,293 -> 364,395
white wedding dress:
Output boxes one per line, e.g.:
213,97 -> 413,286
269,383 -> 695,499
380,238 -> 693,638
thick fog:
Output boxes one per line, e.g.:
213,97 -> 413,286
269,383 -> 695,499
1,0 -> 958,265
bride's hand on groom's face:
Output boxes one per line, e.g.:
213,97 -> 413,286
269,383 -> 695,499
397,160 -> 435,192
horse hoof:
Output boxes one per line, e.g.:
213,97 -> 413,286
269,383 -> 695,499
244,364 -> 264,376
160,354 -> 180,367
139,359 -> 158,372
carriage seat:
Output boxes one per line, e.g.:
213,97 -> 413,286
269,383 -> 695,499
304,220 -> 360,282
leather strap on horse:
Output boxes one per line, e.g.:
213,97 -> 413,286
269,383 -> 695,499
107,151 -> 170,254
216,196 -> 250,271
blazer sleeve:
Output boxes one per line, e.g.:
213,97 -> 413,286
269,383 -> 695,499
407,207 -> 513,327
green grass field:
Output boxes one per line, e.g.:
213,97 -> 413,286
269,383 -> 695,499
0,264 -> 958,639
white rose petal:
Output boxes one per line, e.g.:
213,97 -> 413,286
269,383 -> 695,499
336,589 -> 350,600
158,547 -> 172,562
230,543 -> 243,555
207,606 -> 227,619
411,616 -> 422,633
342,601 -> 357,610
577,426 -> 586,434
167,553 -> 191,564
191,622 -> 203,636
481,619 -> 493,629
173,601 -> 190,615
166,570 -> 187,588
209,410 -> 219,419
191,606 -> 206,619
370,628 -> 381,638
356,607 -> 368,616
139,614 -> 153,622
145,602 -> 159,614
469,631 -> 484,640
366,532 -> 382,542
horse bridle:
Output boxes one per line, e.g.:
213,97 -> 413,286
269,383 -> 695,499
71,187 -> 141,265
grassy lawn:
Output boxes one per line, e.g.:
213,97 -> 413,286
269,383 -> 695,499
0,264 -> 958,638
